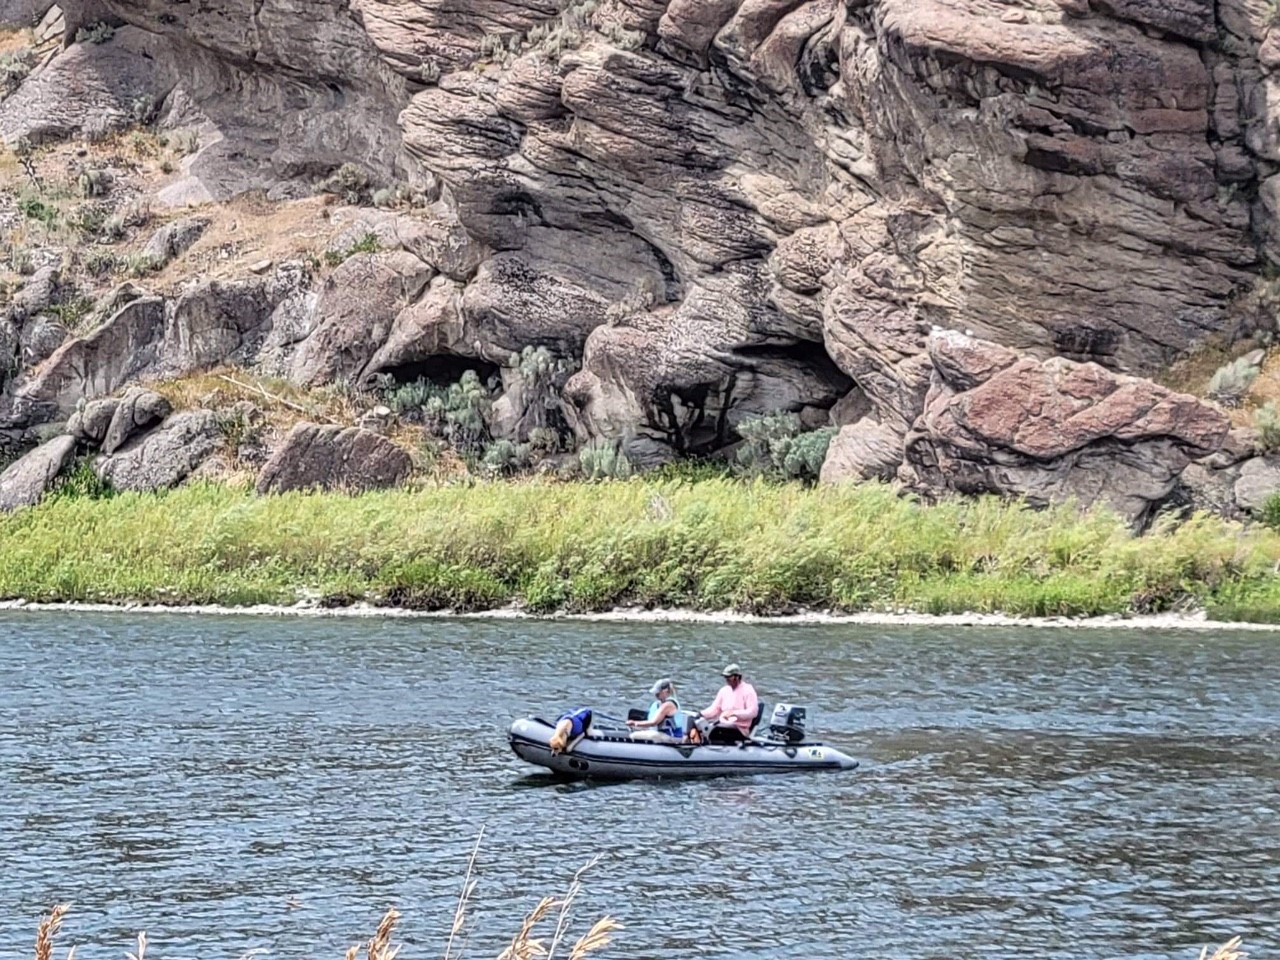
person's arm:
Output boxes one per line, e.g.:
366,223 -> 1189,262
700,688 -> 726,720
628,702 -> 676,728
739,685 -> 759,727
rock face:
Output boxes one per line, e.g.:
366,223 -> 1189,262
140,217 -> 210,267
0,0 -> 55,27
95,409 -> 222,492
0,434 -> 76,511
898,332 -> 1232,524
1234,456 -> 1280,513
4,0 -> 1280,509
0,26 -> 182,144
100,387 -> 172,455
256,422 -> 413,493
13,296 -> 165,422
66,397 -> 120,445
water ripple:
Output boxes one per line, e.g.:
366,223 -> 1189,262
1,613 -> 1277,960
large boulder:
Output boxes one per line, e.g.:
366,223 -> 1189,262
820,418 -> 904,484
66,397 -> 121,446
5,266 -> 62,322
19,317 -> 69,368
0,434 -> 76,512
100,387 -> 172,456
1233,456 -> 1280,513
14,296 -> 165,420
0,27 -> 181,145
95,410 -> 222,492
140,216 -> 210,267
0,0 -> 55,27
161,274 -> 295,377
288,252 -> 433,386
898,331 -> 1232,524
256,422 -> 412,494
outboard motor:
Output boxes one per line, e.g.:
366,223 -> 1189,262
769,703 -> 808,743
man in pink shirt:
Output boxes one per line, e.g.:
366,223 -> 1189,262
697,663 -> 759,744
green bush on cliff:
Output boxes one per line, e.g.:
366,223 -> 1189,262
1259,493 -> 1280,533
74,22 -> 115,45
1254,401 -> 1280,452
1207,357 -> 1259,407
735,413 -> 835,482
579,438 -> 632,480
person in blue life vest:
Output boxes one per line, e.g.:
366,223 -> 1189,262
549,706 -> 593,754
627,678 -> 688,743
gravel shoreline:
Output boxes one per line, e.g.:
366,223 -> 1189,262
3,599 -> 1278,630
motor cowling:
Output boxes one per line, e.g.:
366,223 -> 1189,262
769,703 -> 807,743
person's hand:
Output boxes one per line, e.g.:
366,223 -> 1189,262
626,719 -> 639,728
723,713 -> 737,723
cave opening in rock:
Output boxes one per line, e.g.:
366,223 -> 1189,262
731,339 -> 854,391
375,355 -> 502,390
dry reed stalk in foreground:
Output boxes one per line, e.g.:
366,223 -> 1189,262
346,908 -> 402,960
33,904 -> 72,960
1201,936 -> 1245,960
35,899 -> 1235,960
444,826 -> 485,960
125,932 -> 147,960
496,897 -> 557,960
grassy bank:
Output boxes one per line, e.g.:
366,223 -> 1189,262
3,478 -> 1280,622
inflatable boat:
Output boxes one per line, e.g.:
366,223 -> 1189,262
507,708 -> 859,780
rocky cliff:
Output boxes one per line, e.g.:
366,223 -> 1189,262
2,0 -> 1279,522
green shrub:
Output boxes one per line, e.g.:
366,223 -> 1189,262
1255,401 -> 1280,453
67,203 -> 109,236
480,438 -> 532,476
46,295 -> 96,328
75,22 -> 116,44
1207,357 -> 1259,406
130,93 -> 157,124
125,252 -> 164,277
425,369 -> 492,455
18,192 -> 58,226
316,163 -> 373,205
83,249 -> 121,277
1259,492 -> 1280,531
0,49 -> 33,94
735,413 -> 834,482
47,458 -> 114,502
323,232 -> 381,266
383,369 -> 496,456
77,168 -> 109,198
385,378 -> 434,416
579,437 -> 632,480
169,128 -> 200,156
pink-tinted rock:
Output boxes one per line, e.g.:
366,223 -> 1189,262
902,332 -> 1231,523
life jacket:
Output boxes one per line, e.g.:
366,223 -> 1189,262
647,698 -> 685,738
558,707 -> 592,738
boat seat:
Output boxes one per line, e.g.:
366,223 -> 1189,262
749,702 -> 766,735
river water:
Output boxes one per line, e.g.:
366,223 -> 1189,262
1,612 -> 1277,960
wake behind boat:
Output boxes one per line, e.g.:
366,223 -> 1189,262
508,704 -> 859,780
